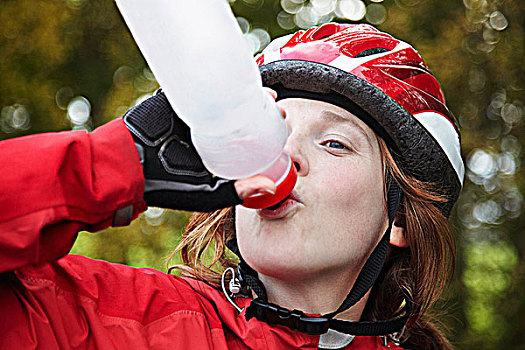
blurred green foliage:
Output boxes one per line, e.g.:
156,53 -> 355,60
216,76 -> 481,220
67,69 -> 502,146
462,241 -> 518,344
71,209 -> 191,271
1,0 -> 524,348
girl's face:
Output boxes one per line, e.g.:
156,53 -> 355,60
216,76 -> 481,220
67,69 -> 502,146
236,98 -> 389,282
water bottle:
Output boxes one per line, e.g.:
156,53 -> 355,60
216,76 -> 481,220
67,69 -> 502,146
115,0 -> 297,209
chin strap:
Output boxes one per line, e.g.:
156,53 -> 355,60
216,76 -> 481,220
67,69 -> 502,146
245,297 -> 412,336
227,178 -> 409,338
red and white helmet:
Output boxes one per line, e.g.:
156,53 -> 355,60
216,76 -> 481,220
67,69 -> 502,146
257,23 -> 464,215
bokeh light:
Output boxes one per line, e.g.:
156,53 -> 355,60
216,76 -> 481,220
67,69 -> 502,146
277,11 -> 296,30
295,5 -> 321,28
496,152 -> 516,175
236,17 -> 250,34
145,207 -> 166,227
335,0 -> 366,21
55,87 -> 75,110
500,135 -> 521,156
134,68 -> 157,92
501,102 -> 523,126
468,149 -> 496,179
489,11 -> 508,31
0,104 -> 31,133
277,0 -> 384,30
311,0 -> 337,15
113,66 -> 135,86
468,67 -> 486,93
472,200 -> 503,224
244,28 -> 271,53
365,3 -> 387,25
281,0 -> 305,15
67,96 -> 91,126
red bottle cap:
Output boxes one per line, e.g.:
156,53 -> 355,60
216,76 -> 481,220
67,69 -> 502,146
241,160 -> 298,209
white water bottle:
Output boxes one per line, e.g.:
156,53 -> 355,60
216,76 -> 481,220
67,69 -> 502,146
116,0 -> 297,208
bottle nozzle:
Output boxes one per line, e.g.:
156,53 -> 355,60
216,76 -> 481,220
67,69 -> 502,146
242,154 -> 297,209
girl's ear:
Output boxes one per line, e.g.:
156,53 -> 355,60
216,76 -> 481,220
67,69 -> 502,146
390,223 -> 408,248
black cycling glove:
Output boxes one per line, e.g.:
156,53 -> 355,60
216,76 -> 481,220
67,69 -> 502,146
123,90 -> 243,212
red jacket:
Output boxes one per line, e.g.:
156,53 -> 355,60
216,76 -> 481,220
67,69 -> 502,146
0,119 -> 401,349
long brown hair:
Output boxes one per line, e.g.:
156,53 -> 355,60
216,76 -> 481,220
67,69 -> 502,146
170,138 -> 455,349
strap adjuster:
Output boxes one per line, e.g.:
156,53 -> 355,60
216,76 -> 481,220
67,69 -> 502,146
246,298 -> 330,335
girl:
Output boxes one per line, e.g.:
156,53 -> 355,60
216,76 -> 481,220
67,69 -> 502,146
0,23 -> 463,349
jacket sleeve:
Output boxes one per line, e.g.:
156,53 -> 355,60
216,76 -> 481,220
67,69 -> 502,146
0,118 -> 147,273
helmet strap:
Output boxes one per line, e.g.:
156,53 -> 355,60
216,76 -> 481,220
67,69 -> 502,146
228,164 -> 409,338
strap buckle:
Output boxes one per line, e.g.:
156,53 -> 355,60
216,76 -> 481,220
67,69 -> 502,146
390,324 -> 406,346
246,298 -> 330,335
380,324 -> 406,347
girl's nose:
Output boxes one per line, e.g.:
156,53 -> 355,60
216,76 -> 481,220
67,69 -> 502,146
279,100 -> 309,177
283,133 -> 309,177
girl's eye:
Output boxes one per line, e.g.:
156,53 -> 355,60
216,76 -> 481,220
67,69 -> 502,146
326,140 -> 347,150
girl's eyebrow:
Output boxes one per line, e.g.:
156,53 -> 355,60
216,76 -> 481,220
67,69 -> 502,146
319,110 -> 373,146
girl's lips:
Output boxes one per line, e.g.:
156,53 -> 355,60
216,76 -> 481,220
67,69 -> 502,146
256,192 -> 302,220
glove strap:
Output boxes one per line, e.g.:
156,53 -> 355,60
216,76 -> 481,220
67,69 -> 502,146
112,205 -> 134,227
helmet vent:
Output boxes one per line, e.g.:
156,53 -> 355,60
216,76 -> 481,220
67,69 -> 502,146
315,34 -> 333,40
354,47 -> 390,58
